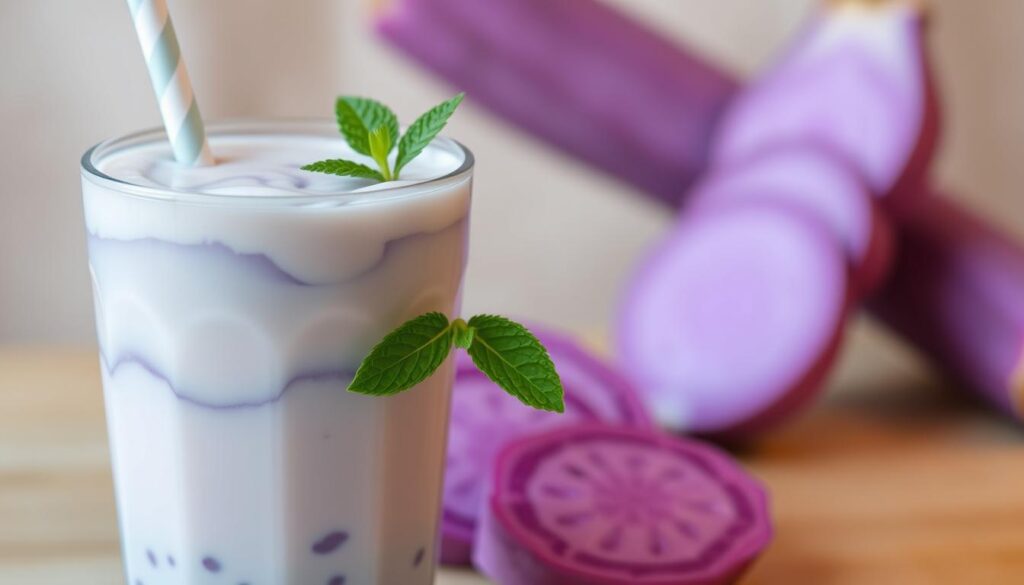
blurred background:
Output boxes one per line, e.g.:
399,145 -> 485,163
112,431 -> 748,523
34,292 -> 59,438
2,0 -> 1023,343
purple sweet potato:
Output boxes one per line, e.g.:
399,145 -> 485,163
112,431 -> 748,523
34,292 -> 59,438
871,195 -> 1024,420
376,0 -> 1024,430
617,200 -> 849,436
442,325 -> 651,565
376,0 -> 739,204
712,0 -> 940,211
689,145 -> 894,299
474,424 -> 772,585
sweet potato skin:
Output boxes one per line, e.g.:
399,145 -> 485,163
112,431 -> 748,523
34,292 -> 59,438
870,195 -> 1024,419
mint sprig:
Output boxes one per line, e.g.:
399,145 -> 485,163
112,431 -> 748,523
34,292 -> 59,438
349,313 -> 565,413
302,93 -> 465,183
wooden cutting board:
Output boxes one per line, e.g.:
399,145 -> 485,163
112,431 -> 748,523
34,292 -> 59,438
2,318 -> 1023,584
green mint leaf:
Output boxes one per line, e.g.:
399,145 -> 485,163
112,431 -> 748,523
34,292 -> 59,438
348,312 -> 455,396
335,96 -> 399,157
452,319 -> 474,349
368,126 -> 395,181
301,159 -> 384,181
394,93 -> 465,178
465,315 -> 565,413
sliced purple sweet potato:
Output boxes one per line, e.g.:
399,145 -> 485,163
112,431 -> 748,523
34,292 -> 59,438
871,194 -> 1024,421
442,326 -> 652,565
376,0 -> 738,204
617,199 -> 848,436
712,0 -> 940,211
689,145 -> 894,299
474,424 -> 772,585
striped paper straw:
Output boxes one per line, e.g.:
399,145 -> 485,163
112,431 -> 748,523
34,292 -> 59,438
126,0 -> 213,165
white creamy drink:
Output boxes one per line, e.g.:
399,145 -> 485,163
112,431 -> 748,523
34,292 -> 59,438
81,121 -> 473,585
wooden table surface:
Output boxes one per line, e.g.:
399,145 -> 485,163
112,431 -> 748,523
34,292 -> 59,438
3,319 -> 1024,584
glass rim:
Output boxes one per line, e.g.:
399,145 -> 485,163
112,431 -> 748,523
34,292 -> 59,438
80,118 -> 475,207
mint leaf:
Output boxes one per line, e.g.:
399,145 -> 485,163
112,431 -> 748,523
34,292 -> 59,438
368,126 -> 395,182
465,315 -> 565,413
347,312 -> 564,413
349,312 -> 455,396
311,93 -> 466,183
395,93 -> 465,177
301,159 -> 384,181
336,96 -> 399,157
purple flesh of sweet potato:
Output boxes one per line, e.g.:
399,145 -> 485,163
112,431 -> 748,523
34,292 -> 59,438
617,200 -> 848,436
442,325 -> 652,564
689,144 -> 894,300
474,424 -> 772,585
712,0 -> 940,212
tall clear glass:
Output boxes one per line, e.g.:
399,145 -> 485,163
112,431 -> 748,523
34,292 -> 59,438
81,120 -> 473,585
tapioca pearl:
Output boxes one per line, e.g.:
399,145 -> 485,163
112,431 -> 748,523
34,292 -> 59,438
146,549 -> 158,567
167,555 -> 176,567
413,546 -> 425,567
311,531 -> 349,555
202,556 -> 222,573
328,576 -> 346,585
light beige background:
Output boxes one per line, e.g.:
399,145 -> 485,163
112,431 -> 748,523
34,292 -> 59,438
0,0 -> 1021,343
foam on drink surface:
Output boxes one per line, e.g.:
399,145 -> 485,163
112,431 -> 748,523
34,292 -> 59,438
98,132 -> 463,197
